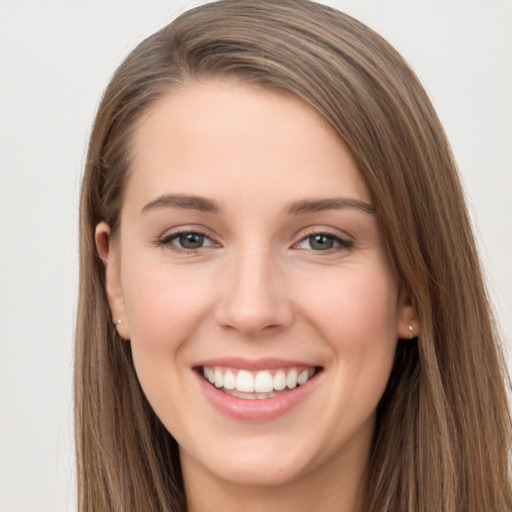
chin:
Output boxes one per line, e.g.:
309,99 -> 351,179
208,457 -> 308,488
182,434 -> 327,489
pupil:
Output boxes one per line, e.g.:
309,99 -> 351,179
310,234 -> 333,250
180,233 -> 203,249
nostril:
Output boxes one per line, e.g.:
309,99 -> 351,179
215,304 -> 294,336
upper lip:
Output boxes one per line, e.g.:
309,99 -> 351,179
193,357 -> 320,371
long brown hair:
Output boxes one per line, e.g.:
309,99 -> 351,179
75,1 -> 511,510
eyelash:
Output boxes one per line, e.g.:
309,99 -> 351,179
156,229 -> 217,254
156,228 -> 353,255
293,230 -> 353,254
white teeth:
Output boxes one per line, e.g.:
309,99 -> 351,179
297,369 -> 309,386
223,370 -> 236,390
236,370 -> 255,392
226,389 -> 257,399
254,371 -> 273,393
201,366 -> 316,397
214,368 -> 223,388
273,370 -> 287,390
286,369 -> 298,389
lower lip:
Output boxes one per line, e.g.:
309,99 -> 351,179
195,370 -> 320,421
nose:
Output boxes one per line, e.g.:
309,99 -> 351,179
214,247 -> 294,336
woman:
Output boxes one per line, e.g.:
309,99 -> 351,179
75,1 -> 511,510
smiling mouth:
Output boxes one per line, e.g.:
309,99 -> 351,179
198,366 -> 320,400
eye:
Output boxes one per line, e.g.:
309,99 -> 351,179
158,230 -> 216,252
176,232 -> 206,249
295,233 -> 352,252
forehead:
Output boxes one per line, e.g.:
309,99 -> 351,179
125,80 -> 370,212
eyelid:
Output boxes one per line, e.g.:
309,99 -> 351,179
155,225 -> 220,252
291,227 -> 354,252
157,223 -> 217,239
154,225 -> 353,254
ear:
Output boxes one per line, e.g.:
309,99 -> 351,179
95,222 -> 130,340
396,287 -> 420,340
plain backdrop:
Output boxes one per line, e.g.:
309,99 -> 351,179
0,1 -> 510,510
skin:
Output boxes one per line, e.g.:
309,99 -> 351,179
96,80 -> 417,512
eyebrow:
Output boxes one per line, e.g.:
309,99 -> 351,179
140,194 -> 375,216
287,197 -> 375,215
141,194 -> 220,215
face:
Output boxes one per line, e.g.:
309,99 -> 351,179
97,81 -> 414,493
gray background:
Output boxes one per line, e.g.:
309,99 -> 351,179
1,1 -> 510,510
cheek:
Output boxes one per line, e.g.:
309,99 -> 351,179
297,263 -> 399,399
301,268 -> 399,435
121,259 -> 215,350
118,256 -> 218,408
298,263 -> 399,344
119,258 -> 218,424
